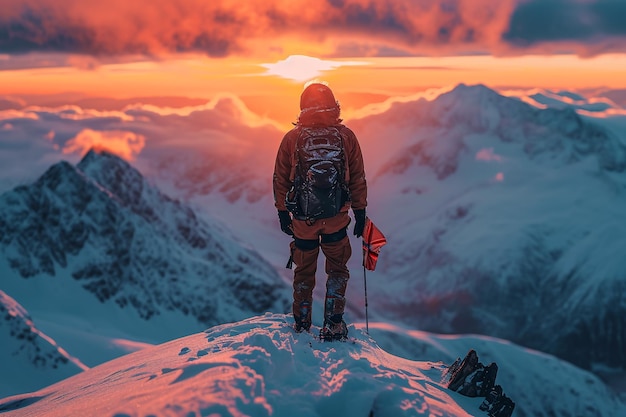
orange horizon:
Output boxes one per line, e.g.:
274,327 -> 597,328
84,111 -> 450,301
2,54 -> 625,126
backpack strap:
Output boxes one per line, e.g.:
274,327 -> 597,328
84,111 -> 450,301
336,125 -> 350,184
289,126 -> 303,183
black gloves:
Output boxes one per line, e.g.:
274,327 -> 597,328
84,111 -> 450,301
278,210 -> 294,236
353,209 -> 366,238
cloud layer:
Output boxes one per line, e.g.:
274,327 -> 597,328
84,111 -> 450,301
1,0 -> 624,58
0,95 -> 284,194
2,85 -> 624,197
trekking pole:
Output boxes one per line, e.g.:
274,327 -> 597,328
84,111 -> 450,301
362,249 -> 369,334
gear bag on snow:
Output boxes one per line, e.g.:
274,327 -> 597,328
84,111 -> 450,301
286,126 -> 349,221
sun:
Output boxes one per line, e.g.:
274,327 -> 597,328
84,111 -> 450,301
260,55 -> 367,83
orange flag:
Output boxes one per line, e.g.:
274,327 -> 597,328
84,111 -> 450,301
362,217 -> 387,271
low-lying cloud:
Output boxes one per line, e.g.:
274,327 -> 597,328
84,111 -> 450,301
62,129 -> 146,161
0,95 -> 284,193
1,86 -> 624,197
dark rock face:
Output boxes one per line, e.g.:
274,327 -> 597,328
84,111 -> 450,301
0,150 -> 290,326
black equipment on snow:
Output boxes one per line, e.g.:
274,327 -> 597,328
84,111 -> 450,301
480,384 -> 515,416
447,349 -> 515,417
286,126 -> 350,221
448,352 -> 498,397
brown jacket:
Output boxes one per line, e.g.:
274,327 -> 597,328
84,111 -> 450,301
273,123 -> 367,214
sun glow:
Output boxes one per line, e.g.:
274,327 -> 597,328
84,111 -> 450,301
260,55 -> 368,82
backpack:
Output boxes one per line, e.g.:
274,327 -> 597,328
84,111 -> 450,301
286,126 -> 350,220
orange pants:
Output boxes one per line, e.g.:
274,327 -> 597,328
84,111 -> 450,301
290,212 -> 352,326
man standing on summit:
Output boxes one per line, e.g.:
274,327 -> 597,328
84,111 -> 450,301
273,82 -> 367,341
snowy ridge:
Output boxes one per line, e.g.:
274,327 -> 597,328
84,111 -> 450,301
0,314 -> 623,417
0,290 -> 86,398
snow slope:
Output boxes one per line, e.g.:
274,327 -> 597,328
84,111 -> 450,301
1,314 -> 623,417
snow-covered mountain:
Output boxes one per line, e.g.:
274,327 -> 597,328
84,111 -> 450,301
0,290 -> 86,398
0,149 -> 290,367
2,84 -> 626,406
0,314 -> 623,417
125,84 -> 626,376
349,84 -> 626,372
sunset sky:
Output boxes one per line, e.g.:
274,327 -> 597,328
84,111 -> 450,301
1,0 -> 625,174
2,1 -> 625,104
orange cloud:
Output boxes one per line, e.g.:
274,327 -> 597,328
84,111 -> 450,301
62,129 -> 145,161
1,0 -> 624,59
125,93 -> 283,130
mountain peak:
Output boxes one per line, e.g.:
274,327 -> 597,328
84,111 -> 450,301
76,147 -> 146,208
450,83 -> 494,94
443,83 -> 504,105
